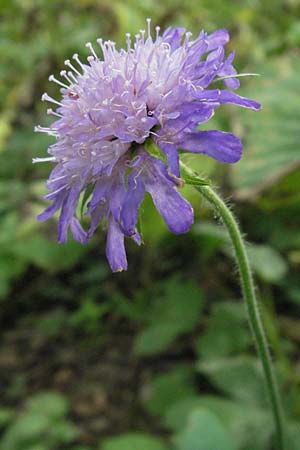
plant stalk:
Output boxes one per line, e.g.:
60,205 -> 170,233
181,165 -> 285,449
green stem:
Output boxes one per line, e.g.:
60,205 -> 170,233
182,165 -> 285,449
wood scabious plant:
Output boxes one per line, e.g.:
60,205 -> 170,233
34,19 -> 259,272
34,18 -> 287,450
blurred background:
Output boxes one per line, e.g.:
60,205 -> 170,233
1,0 -> 300,449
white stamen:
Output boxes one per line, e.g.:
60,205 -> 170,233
34,125 -> 58,136
87,55 -> 95,64
72,53 -> 85,70
97,38 -> 105,55
140,29 -> 145,42
41,93 -> 63,107
86,42 -> 98,59
60,70 -> 73,85
48,74 -> 69,89
155,26 -> 160,40
44,184 -> 68,199
64,59 -> 81,76
185,32 -> 193,44
47,108 -> 62,118
149,130 -> 159,137
48,174 -> 68,183
146,18 -> 151,38
67,71 -> 78,83
125,33 -> 131,51
32,156 -> 57,163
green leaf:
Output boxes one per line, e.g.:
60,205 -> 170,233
26,392 -> 69,418
247,244 -> 288,283
0,408 -> 14,428
134,323 -> 182,355
196,302 -> 251,360
12,235 -> 88,272
179,162 -> 210,187
80,183 -> 94,218
286,422 -> 300,450
231,57 -> 300,197
197,356 -> 267,407
142,366 -> 197,417
101,433 -> 169,450
144,139 -> 166,162
165,395 -> 272,450
193,222 -> 287,283
0,413 -> 51,450
174,408 -> 236,450
133,278 -> 204,355
0,392 -> 77,450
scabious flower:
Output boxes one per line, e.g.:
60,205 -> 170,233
35,19 -> 260,272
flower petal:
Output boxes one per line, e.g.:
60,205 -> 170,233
70,216 -> 88,244
88,203 -> 107,237
219,90 -> 261,110
106,216 -> 127,272
180,130 -> 243,163
37,192 -> 66,221
206,29 -> 230,50
58,182 -> 82,243
218,52 -> 240,89
144,158 -> 194,234
162,26 -> 186,51
121,176 -> 145,236
159,143 -> 180,177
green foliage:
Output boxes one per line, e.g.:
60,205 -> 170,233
174,408 -> 236,450
133,278 -> 204,355
198,356 -> 267,406
142,366 -> 197,417
101,433 -> 169,450
0,392 -> 77,450
194,222 -> 288,283
164,396 -> 272,450
286,422 -> 300,450
0,409 -> 14,430
247,244 -> 288,283
196,302 -> 251,360
231,58 -> 300,197
13,236 -> 88,273
69,296 -> 109,334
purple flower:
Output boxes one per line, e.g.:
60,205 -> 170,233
34,20 -> 260,272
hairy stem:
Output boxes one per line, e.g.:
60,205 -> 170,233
182,164 -> 285,449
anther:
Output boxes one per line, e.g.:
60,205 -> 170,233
125,33 -> 131,51
140,29 -> 145,42
72,53 -> 85,70
32,156 -> 57,164
41,93 -> 63,107
64,59 -> 81,76
86,42 -> 98,59
47,108 -> 62,118
155,26 -> 160,40
60,70 -> 73,85
97,38 -> 105,55
67,71 -> 78,83
48,74 -> 69,89
185,32 -> 193,43
146,18 -> 151,37
34,125 -> 58,136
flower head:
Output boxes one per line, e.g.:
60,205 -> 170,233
35,20 -> 260,272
